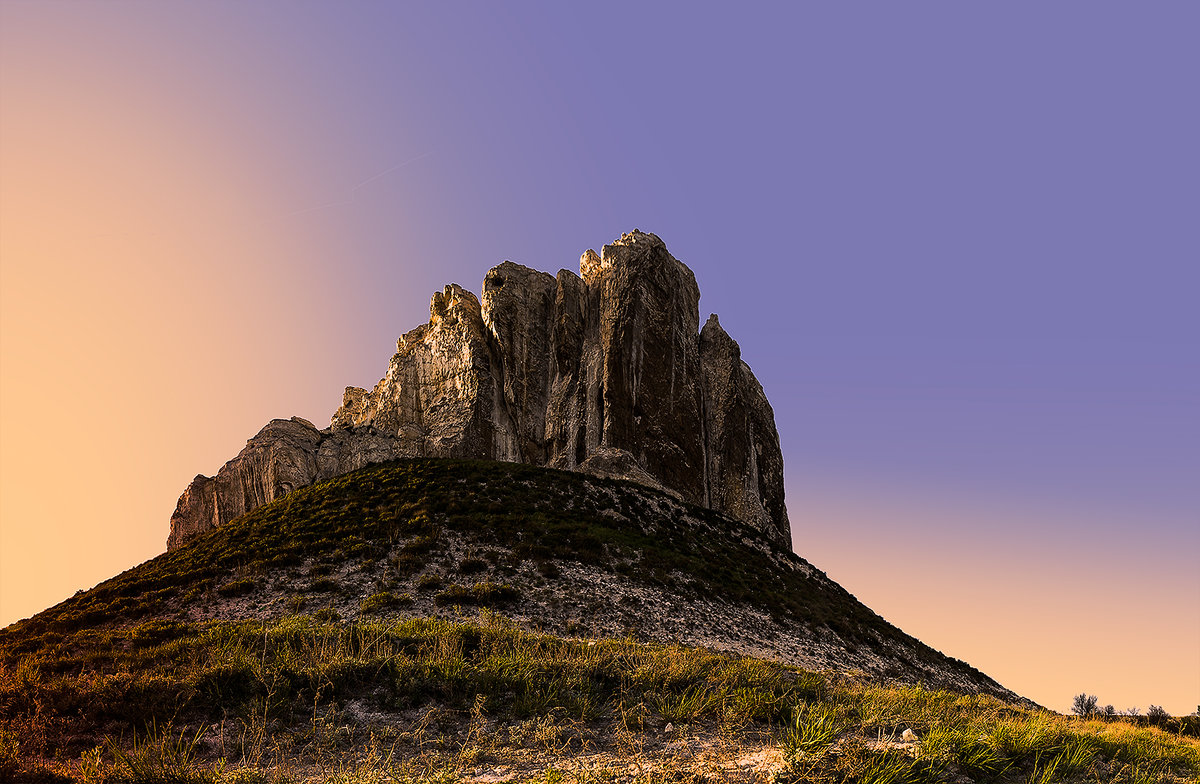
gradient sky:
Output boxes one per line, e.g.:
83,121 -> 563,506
1,3 -> 1196,715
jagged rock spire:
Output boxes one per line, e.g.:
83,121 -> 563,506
169,231 -> 790,550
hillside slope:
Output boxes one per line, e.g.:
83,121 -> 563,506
3,459 -> 1010,700
12,460 -> 1199,783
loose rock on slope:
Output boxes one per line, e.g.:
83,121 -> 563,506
169,231 -> 790,550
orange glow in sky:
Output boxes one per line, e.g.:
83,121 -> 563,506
2,3 -> 1197,718
0,6 -> 360,630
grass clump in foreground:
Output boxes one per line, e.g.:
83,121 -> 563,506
781,684 -> 1200,784
1,614 -> 1197,783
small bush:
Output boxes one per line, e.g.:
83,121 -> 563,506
0,725 -> 21,781
1072,693 -> 1099,717
458,557 -> 488,575
309,577 -> 340,593
434,582 -> 520,607
107,722 -> 211,784
391,552 -> 424,575
359,591 -> 414,614
851,749 -> 932,784
652,684 -> 720,724
782,704 -> 847,758
416,573 -> 444,592
313,607 -> 340,623
129,620 -> 194,648
217,578 -> 256,597
402,533 -> 439,556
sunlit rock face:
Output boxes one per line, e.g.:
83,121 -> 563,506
168,231 -> 790,550
166,418 -> 403,551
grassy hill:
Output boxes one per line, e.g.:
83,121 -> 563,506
3,458 -> 1196,782
2,459 -> 1005,693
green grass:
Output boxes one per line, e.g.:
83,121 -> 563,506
433,581 -> 521,607
776,681 -> 1200,784
2,615 -> 1196,782
3,458 -> 1195,780
359,591 -> 414,615
104,720 -> 212,784
0,458 -> 1001,694
2,614 -> 805,778
216,578 -> 256,598
782,703 -> 849,757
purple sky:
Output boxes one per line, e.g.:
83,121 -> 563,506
2,2 -> 1196,713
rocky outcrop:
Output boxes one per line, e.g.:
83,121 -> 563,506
166,418 -> 402,550
168,231 -> 791,551
340,282 -> 519,460
699,315 -> 788,537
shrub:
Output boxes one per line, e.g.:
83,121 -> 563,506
1147,705 -> 1170,724
782,704 -> 847,758
458,557 -> 488,575
129,620 -> 194,648
217,578 -> 256,597
391,552 -> 425,575
1072,693 -> 1098,717
402,534 -> 439,556
434,585 -> 472,605
0,725 -> 21,781
106,722 -> 210,784
309,577 -> 339,593
416,574 -> 444,591
434,582 -> 520,607
359,591 -> 413,614
470,582 -> 520,606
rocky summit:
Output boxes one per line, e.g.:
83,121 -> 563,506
169,231 -> 788,551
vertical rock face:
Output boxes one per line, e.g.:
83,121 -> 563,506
341,283 -> 518,460
168,231 -> 791,550
700,315 -> 788,537
586,235 -> 707,505
481,262 -> 558,465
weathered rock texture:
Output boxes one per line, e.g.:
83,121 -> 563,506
166,419 -> 403,551
168,231 -> 790,550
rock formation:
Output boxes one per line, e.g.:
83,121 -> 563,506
166,418 -> 403,551
168,231 -> 791,550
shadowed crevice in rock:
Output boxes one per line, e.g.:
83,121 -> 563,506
168,231 -> 791,550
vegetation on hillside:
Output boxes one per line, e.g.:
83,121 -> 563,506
1,614 -> 1196,782
7,459 -> 1188,780
0,459 -> 997,690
